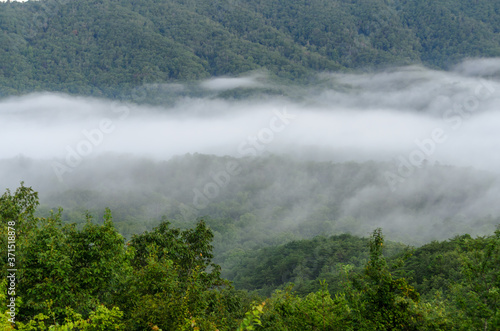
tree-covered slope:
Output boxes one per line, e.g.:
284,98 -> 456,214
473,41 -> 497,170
0,185 -> 500,331
1,184 -> 499,329
224,233 -> 408,296
1,0 -> 500,97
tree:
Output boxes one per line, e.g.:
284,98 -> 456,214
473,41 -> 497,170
0,184 -> 129,325
122,220 -> 245,330
16,208 -> 128,322
454,227 -> 500,330
347,228 -> 422,330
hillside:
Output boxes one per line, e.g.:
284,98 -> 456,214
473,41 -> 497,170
2,153 -> 498,248
1,185 -> 499,329
1,0 -> 500,97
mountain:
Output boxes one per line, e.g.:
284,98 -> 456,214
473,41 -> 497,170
1,0 -> 500,97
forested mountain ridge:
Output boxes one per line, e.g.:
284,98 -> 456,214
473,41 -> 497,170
1,0 -> 500,97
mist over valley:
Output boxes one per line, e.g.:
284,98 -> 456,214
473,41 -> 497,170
1,61 -> 500,247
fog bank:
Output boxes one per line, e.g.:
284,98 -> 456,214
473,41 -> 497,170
1,59 -> 500,243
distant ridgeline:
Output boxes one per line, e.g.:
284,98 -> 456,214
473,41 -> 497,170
1,0 -> 500,98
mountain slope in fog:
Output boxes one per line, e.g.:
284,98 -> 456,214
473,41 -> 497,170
2,154 -> 497,246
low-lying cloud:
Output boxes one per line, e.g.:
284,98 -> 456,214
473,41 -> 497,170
1,59 -> 500,243
1,60 -> 499,172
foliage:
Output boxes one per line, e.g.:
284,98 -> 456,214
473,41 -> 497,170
0,182 -> 39,227
237,302 -> 265,331
120,220 -> 240,329
0,184 -> 248,330
347,229 -> 422,330
241,229 -> 454,330
13,208 -> 127,320
0,280 -> 15,330
227,233 -> 406,296
259,283 -> 352,330
452,227 -> 500,330
16,304 -> 125,330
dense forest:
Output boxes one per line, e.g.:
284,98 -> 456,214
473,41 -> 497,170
1,0 -> 500,98
0,184 -> 499,329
